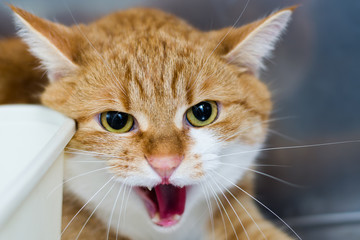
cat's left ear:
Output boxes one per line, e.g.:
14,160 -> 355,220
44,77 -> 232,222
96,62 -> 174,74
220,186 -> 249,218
213,6 -> 297,76
9,5 -> 78,82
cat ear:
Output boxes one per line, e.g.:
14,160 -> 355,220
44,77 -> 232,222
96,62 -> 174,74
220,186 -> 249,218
217,6 -> 297,75
9,5 -> 78,82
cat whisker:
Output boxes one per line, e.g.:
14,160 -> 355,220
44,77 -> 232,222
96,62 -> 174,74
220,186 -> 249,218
201,116 -> 294,155
209,176 -> 249,240
65,152 -> 130,163
248,163 -> 290,168
122,185 -> 132,229
205,181 -> 228,240
267,128 -> 300,143
216,163 -> 302,188
116,184 -> 129,240
64,151 -> 111,159
65,148 -> 133,162
188,0 -> 250,93
75,181 -> 117,240
213,171 -> 302,240
218,116 -> 295,143
65,148 -> 105,155
66,160 -> 107,163
47,166 -> 112,198
208,180 -> 237,240
210,173 -> 267,240
213,139 -> 360,159
59,176 -> 115,240
65,147 -> 121,159
64,4 -> 127,96
200,182 -> 215,240
107,180 -> 126,240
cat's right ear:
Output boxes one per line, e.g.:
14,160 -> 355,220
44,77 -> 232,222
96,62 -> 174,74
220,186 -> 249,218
210,6 -> 297,76
9,5 -> 78,82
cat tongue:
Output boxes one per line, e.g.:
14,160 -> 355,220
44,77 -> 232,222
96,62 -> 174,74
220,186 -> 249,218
136,184 -> 186,227
155,184 -> 186,220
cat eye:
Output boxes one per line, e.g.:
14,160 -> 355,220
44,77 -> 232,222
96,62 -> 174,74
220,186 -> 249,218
99,111 -> 134,133
186,101 -> 218,127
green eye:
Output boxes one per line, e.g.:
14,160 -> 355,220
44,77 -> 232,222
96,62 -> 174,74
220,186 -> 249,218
100,111 -> 134,133
186,101 -> 218,127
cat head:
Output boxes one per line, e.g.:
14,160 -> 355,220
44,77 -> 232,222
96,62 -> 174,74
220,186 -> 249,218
11,5 -> 294,229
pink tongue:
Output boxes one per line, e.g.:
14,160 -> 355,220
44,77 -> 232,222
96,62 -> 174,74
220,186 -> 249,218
154,185 -> 186,219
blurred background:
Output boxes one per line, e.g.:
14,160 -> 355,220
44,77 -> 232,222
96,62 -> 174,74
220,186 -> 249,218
1,0 -> 359,239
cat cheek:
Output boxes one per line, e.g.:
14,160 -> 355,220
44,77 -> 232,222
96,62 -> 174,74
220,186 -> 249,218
239,120 -> 268,145
188,128 -> 222,156
171,160 -> 204,184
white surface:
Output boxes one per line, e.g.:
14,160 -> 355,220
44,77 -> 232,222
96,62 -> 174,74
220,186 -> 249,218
0,105 -> 75,238
0,154 -> 63,240
0,122 -> 58,195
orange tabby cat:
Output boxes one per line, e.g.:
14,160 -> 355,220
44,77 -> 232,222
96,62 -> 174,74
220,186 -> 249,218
0,5 -> 298,240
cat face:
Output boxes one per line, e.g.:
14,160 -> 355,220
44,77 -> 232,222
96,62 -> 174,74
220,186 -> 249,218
11,6 -> 293,229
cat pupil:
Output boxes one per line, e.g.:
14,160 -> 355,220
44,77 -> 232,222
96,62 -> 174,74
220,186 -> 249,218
106,111 -> 128,129
192,102 -> 212,121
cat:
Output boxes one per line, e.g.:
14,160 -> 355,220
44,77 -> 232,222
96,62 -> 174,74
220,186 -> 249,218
0,4 -> 298,240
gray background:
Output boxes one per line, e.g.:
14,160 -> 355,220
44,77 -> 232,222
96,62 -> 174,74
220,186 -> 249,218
1,0 -> 360,239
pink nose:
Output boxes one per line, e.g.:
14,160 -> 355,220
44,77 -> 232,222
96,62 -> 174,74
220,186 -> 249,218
146,155 -> 183,183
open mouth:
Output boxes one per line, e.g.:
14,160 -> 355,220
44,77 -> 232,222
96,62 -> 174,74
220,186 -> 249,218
135,184 -> 186,227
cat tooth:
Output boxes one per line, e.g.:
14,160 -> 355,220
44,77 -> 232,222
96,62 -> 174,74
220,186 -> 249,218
152,213 -> 160,222
147,186 -> 152,191
173,214 -> 181,221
